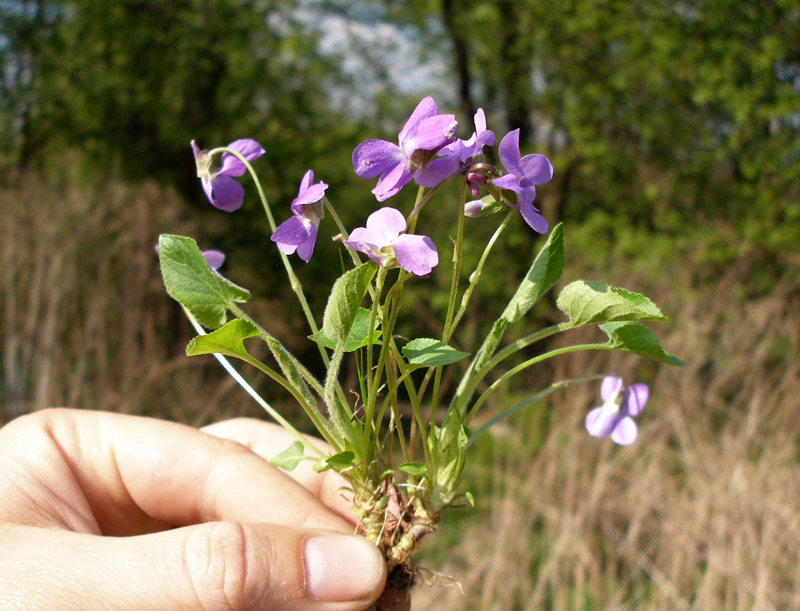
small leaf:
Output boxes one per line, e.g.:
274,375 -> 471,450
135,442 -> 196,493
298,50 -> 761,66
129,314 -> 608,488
268,441 -> 306,472
313,451 -> 356,473
402,338 -> 470,367
159,234 -> 250,329
601,321 -> 684,366
464,491 -> 475,507
309,308 -> 381,352
398,462 -> 427,477
557,280 -> 666,327
501,222 -> 564,323
321,263 -> 377,347
186,319 -> 259,358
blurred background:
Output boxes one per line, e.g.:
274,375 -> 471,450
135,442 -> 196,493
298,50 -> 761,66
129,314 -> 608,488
1,1 -> 798,608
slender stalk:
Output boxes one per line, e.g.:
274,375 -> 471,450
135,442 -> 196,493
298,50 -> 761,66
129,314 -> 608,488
467,343 -> 613,424
181,306 -> 326,455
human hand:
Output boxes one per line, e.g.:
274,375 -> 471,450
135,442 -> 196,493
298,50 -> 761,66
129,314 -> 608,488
0,409 -> 393,610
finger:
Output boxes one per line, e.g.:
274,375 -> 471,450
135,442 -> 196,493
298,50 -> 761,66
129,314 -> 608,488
201,419 -> 355,522
0,521 -> 386,611
0,409 -> 352,536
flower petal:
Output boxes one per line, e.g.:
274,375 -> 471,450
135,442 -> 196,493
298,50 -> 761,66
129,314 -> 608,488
365,207 -> 406,242
623,383 -> 649,417
601,376 -> 624,402
392,233 -> 439,276
209,175 -> 245,212
520,154 -> 554,185
295,222 -> 319,262
344,227 -> 385,266
352,139 -> 403,178
402,114 -> 457,154
201,250 -> 225,271
372,162 -> 413,202
414,155 -> 461,188
271,215 -> 310,248
218,139 -> 265,176
498,129 -> 523,176
585,406 -> 617,438
610,417 -> 638,445
491,174 -> 522,193
520,201 -> 548,233
398,96 -> 438,144
293,182 -> 328,208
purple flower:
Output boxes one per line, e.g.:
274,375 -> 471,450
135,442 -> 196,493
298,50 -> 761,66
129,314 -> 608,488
585,376 -> 649,446
191,138 -> 265,212
416,108 -> 495,188
270,170 -> 328,262
344,207 -> 439,277
352,97 -> 457,201
491,129 -> 553,233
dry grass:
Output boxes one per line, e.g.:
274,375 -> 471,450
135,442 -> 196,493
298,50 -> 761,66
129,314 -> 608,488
1,166 -> 269,425
413,261 -> 800,609
2,171 -> 799,609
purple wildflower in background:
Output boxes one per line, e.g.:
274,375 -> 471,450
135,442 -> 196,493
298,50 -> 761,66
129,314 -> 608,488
415,108 -> 495,188
585,376 -> 649,446
271,170 -> 328,262
345,207 -> 439,277
352,97 -> 457,201
191,138 -> 265,212
491,129 -> 553,233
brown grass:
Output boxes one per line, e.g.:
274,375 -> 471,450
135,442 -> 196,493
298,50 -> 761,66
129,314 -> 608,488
413,260 -> 800,609
2,170 -> 799,609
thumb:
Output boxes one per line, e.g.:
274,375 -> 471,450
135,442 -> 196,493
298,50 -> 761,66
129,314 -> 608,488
1,522 -> 387,610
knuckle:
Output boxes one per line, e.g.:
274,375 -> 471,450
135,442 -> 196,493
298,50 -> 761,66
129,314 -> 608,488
183,521 -> 263,610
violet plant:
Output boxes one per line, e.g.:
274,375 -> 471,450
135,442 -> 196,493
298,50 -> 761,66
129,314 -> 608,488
158,96 -> 682,591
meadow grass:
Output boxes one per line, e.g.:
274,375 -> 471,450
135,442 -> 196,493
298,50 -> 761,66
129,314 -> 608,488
2,171 -> 798,609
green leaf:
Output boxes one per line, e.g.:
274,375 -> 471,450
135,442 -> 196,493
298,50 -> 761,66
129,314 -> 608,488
501,222 -> 565,323
313,451 -> 356,473
158,234 -> 250,329
321,263 -> 377,347
557,280 -> 666,327
186,319 -> 259,358
309,308 -> 381,352
268,441 -> 306,472
464,491 -> 475,507
398,462 -> 428,477
601,321 -> 684,366
402,338 -> 470,367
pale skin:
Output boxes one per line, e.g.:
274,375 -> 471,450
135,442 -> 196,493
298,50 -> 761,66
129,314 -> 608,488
0,409 -> 411,610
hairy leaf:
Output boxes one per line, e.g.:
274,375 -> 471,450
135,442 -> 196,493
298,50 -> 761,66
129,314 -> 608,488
402,338 -> 470,367
601,321 -> 684,366
309,308 -> 381,352
321,263 -> 377,347
159,234 -> 249,329
501,222 -> 564,323
268,441 -> 306,472
557,280 -> 665,327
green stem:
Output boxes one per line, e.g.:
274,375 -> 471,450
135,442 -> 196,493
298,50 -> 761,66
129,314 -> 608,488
465,374 -> 605,449
467,343 -> 613,425
181,306 -> 326,456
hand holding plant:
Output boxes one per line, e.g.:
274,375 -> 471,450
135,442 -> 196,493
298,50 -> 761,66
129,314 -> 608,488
158,96 -> 682,601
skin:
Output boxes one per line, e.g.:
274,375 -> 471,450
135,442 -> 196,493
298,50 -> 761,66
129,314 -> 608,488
0,409 -> 411,610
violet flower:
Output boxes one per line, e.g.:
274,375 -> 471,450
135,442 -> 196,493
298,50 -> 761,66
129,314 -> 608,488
352,97 -> 457,201
585,376 -> 649,446
491,129 -> 553,233
191,138 -> 265,212
415,108 -> 495,188
271,170 -> 328,262
344,207 -> 439,277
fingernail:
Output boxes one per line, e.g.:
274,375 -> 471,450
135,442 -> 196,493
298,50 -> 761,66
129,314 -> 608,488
304,535 -> 384,602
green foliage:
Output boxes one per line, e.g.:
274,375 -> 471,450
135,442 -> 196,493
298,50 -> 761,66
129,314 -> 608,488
556,281 -> 666,327
601,321 -> 684,366
268,441 -> 307,472
402,338 -> 470,367
158,234 -> 249,328
320,263 -> 377,347
309,308 -> 381,352
186,319 -> 258,359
